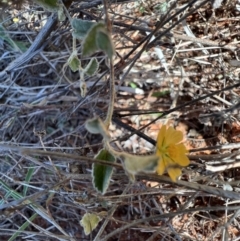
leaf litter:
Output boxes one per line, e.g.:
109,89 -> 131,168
0,0 -> 240,240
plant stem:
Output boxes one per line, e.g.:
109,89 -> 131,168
104,59 -> 115,128
101,0 -> 115,128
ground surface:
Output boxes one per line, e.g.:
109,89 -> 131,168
0,0 -> 240,240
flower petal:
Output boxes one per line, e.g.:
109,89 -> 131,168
176,154 -> 190,166
165,126 -> 183,144
176,143 -> 188,154
167,167 -> 181,182
172,145 -> 190,166
156,158 -> 166,175
156,125 -> 167,147
164,156 -> 178,168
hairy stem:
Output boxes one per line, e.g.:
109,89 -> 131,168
104,59 -> 115,128
102,0 -> 115,128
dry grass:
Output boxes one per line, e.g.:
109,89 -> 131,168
0,0 -> 240,240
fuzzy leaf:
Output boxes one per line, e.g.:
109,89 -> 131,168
120,153 -> 159,181
71,19 -> 95,40
82,22 -> 105,57
58,6 -> 66,22
80,213 -> 101,235
67,53 -> 80,72
96,30 -> 115,58
85,117 -> 110,140
83,58 -> 99,76
92,149 -> 115,194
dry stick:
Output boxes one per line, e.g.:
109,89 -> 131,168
93,183 -> 132,241
19,148 -> 123,169
137,173 -> 240,200
100,205 -> 240,241
190,142 -> 240,153
0,229 -> 71,239
86,1 -> 211,119
149,0 -> 210,47
34,129 -> 62,179
118,0 -> 209,69
189,150 -> 240,161
113,101 -> 240,147
18,148 -> 240,200
0,13 -> 58,81
14,210 -> 73,241
220,206 -> 240,239
206,162 -> 240,172
0,0 -> 108,91
146,198 -> 181,241
113,22 -> 237,51
88,0 -> 220,101
0,177 -> 69,211
112,0 -> 221,140
93,1 -> 117,238
117,1 -> 177,84
118,81 -> 240,146
172,33 -> 237,51
5,147 -> 240,199
70,0 -> 131,13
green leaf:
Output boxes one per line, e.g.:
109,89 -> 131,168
23,167 -> 35,196
151,90 -> 170,97
83,58 -> 99,76
85,117 -> 110,140
129,82 -> 137,88
82,22 -> 105,57
92,149 -> 115,194
71,19 -> 95,40
120,153 -> 159,181
96,30 -> 115,58
81,22 -> 115,58
33,0 -> 59,11
67,53 -> 80,72
8,213 -> 38,241
80,213 -> 102,235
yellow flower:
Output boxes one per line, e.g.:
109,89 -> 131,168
156,125 -> 190,182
